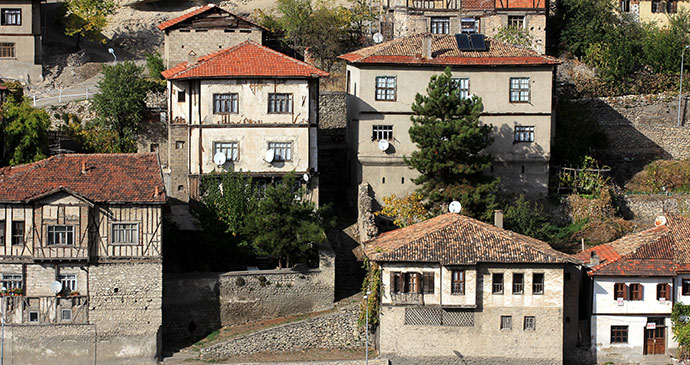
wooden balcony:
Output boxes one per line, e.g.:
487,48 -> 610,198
391,292 -> 424,304
0,295 -> 88,324
409,0 -> 459,9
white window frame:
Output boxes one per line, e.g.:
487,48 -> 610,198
2,274 -> 21,290
452,78 -> 470,99
375,76 -> 397,101
372,125 -> 393,140
268,142 -> 292,162
47,225 -> 75,245
58,274 -> 77,292
461,18 -> 477,33
61,308 -> 72,322
524,316 -> 536,330
1,9 -> 21,26
214,141 -> 239,161
268,93 -> 293,113
500,315 -> 512,330
111,223 -> 139,245
430,17 -> 450,34
213,93 -> 239,114
508,15 -> 525,29
514,125 -> 535,143
28,311 -> 39,323
510,77 -> 530,103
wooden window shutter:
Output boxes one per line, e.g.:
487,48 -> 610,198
624,284 -> 629,300
423,272 -> 434,294
416,273 -> 423,293
638,284 -> 643,300
664,284 -> 671,300
399,273 -> 406,293
390,272 -> 396,294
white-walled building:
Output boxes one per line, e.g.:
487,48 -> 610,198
161,40 -> 328,202
363,213 -> 581,364
575,213 -> 690,363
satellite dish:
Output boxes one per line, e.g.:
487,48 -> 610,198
213,152 -> 227,166
303,173 -> 310,182
265,149 -> 275,163
373,32 -> 384,44
50,281 -> 62,294
448,201 -> 462,214
378,139 -> 390,152
655,216 -> 667,227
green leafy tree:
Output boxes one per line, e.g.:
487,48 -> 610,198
558,0 -> 618,57
494,26 -> 534,48
246,174 -> 332,268
405,67 -> 498,219
672,303 -> 690,361
504,195 -> 552,241
2,99 -> 50,165
145,52 -> 165,80
63,0 -> 117,49
201,171 -> 258,239
91,61 -> 149,152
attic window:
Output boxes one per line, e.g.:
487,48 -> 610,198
683,279 -> 690,295
179,29 -> 190,33
240,29 -> 251,33
224,29 -> 235,33
195,29 -> 208,33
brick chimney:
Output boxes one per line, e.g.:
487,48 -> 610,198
81,161 -> 86,174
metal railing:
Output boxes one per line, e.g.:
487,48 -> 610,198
26,87 -> 99,107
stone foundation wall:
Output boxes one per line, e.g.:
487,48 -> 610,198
163,245 -> 335,345
4,324 -> 96,365
620,194 -> 690,223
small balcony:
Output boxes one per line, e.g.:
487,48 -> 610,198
391,292 -> 424,304
0,295 -> 89,324
409,0 -> 459,9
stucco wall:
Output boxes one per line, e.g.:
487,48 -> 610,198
0,0 -> 42,81
593,277 -> 673,315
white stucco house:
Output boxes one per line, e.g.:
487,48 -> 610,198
574,213 -> 690,363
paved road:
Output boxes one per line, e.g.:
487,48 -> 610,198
27,73 -> 103,108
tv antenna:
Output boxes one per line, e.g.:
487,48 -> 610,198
448,201 -> 462,214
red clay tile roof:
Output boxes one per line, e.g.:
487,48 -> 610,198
162,40 -> 329,80
587,214 -> 690,276
157,4 -> 266,31
363,213 -> 577,265
0,154 -> 166,204
339,33 -> 560,67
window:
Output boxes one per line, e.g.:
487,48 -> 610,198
524,316 -> 536,330
423,272 -> 435,294
451,270 -> 464,294
452,78 -> 470,99
0,43 -> 15,58
656,283 -> 670,300
508,15 -> 524,28
514,125 -> 535,143
213,93 -> 239,113
629,283 -> 643,301
58,274 -> 77,292
620,0 -> 630,12
177,89 -> 185,102
611,325 -> 628,343
28,311 -> 38,323
2,274 -> 21,290
493,273 -> 504,294
668,0 -> 678,13
214,142 -> 239,162
533,273 -> 544,295
461,18 -> 477,33
268,93 -> 293,113
500,315 -> 512,330
1,9 -> 21,26
111,223 -> 139,245
175,141 -> 185,149
614,282 -> 627,299
268,142 -> 292,162
683,279 -> 690,296
652,0 -> 662,12
513,273 -> 524,295
372,125 -> 393,140
47,225 -> 75,245
430,17 -> 450,34
391,272 -> 423,294
11,221 -> 23,245
150,143 -> 159,153
510,77 -> 530,103
0,220 -> 4,245
375,76 -> 396,101
61,308 -> 72,322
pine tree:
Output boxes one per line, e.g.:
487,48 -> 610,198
406,67 -> 498,219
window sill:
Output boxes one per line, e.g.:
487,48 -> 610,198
267,112 -> 293,114
213,112 -> 239,115
512,293 -> 524,295
46,244 -> 75,248
110,243 -> 140,246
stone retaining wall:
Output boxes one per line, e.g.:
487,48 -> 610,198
163,244 -> 335,345
200,303 -> 365,361
621,194 -> 690,223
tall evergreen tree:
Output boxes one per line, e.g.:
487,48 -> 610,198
406,67 -> 498,219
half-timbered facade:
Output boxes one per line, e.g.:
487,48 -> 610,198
363,213 -> 582,364
0,153 -> 165,364
575,213 -> 690,363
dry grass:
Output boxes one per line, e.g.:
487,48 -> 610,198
625,160 -> 690,193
